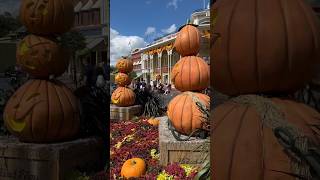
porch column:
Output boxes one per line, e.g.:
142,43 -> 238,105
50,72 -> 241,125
158,52 -> 162,83
168,49 -> 172,84
150,54 -> 154,80
96,51 -> 99,65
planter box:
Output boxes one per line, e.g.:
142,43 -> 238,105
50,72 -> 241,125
0,137 -> 104,180
110,104 -> 142,121
158,116 -> 210,167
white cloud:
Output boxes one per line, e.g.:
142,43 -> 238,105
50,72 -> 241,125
144,27 -> 156,36
110,28 -> 147,65
167,0 -> 182,10
161,24 -> 177,34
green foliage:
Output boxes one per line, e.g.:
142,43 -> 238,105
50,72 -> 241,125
74,85 -> 109,168
194,160 -> 210,180
0,89 -> 12,136
110,65 -> 117,73
64,170 -> 90,180
128,71 -> 137,79
59,31 -> 86,52
134,89 -> 164,117
0,12 -> 21,37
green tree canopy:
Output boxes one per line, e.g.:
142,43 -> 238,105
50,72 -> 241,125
59,30 -> 86,53
0,12 -> 21,37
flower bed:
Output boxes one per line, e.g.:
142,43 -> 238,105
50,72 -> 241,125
110,118 -> 198,179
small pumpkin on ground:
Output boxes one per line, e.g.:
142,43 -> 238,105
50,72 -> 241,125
174,24 -> 200,56
120,158 -> 146,179
171,56 -> 210,92
20,0 -> 75,35
115,73 -> 131,86
3,79 -> 80,143
116,57 -> 133,73
111,87 -> 135,107
212,95 -> 320,180
16,35 -> 70,78
147,117 -> 160,126
167,92 -> 210,135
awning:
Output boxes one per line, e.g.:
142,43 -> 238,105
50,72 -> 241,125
81,0 -> 94,11
76,37 -> 105,56
74,1 -> 83,12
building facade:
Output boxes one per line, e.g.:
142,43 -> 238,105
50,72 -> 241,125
67,0 -> 109,79
131,49 -> 142,79
135,7 -> 210,85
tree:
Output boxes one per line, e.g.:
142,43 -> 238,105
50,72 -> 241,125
59,31 -> 86,87
110,65 -> 117,73
0,12 -> 21,37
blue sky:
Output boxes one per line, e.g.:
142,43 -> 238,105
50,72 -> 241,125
110,0 -> 209,64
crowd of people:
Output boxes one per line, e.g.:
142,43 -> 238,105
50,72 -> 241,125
132,79 -> 172,95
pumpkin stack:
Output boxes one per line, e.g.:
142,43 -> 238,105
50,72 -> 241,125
3,0 -> 80,143
111,57 -> 136,107
211,0 -> 320,179
167,23 -> 210,137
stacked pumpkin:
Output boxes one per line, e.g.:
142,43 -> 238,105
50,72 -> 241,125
167,23 -> 210,137
111,57 -> 136,107
3,0 -> 80,143
211,0 -> 320,179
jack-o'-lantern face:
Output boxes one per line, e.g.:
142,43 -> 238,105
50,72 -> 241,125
115,73 -> 131,86
24,0 -> 49,24
111,87 -> 135,107
116,58 -> 133,73
20,0 -> 74,35
3,79 -> 80,143
16,35 -> 69,78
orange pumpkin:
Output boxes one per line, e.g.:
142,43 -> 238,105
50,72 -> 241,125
111,87 -> 135,107
212,95 -> 320,180
155,74 -> 161,80
171,56 -> 209,92
116,57 -> 133,73
211,0 -> 320,96
115,73 -> 131,86
167,92 -> 209,135
20,0 -> 74,35
16,35 -> 70,78
174,24 -> 200,56
120,158 -> 146,179
3,79 -> 80,143
147,117 -> 160,126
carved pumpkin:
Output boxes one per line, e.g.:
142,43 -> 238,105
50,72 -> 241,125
174,24 -> 200,56
155,74 -> 161,81
115,73 -> 131,86
211,0 -> 320,96
16,35 -> 70,78
20,0 -> 74,35
116,57 -> 133,73
171,56 -> 210,92
3,79 -> 80,143
120,158 -> 146,178
147,117 -> 160,126
167,92 -> 210,135
111,87 -> 135,107
212,95 -> 320,180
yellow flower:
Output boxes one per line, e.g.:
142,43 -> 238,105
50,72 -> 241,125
114,141 -> 122,149
124,133 -> 135,142
150,149 -> 159,160
131,128 -> 135,131
157,171 -> 174,180
180,164 -> 197,176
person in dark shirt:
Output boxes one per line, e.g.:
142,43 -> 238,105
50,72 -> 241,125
84,61 -> 94,86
